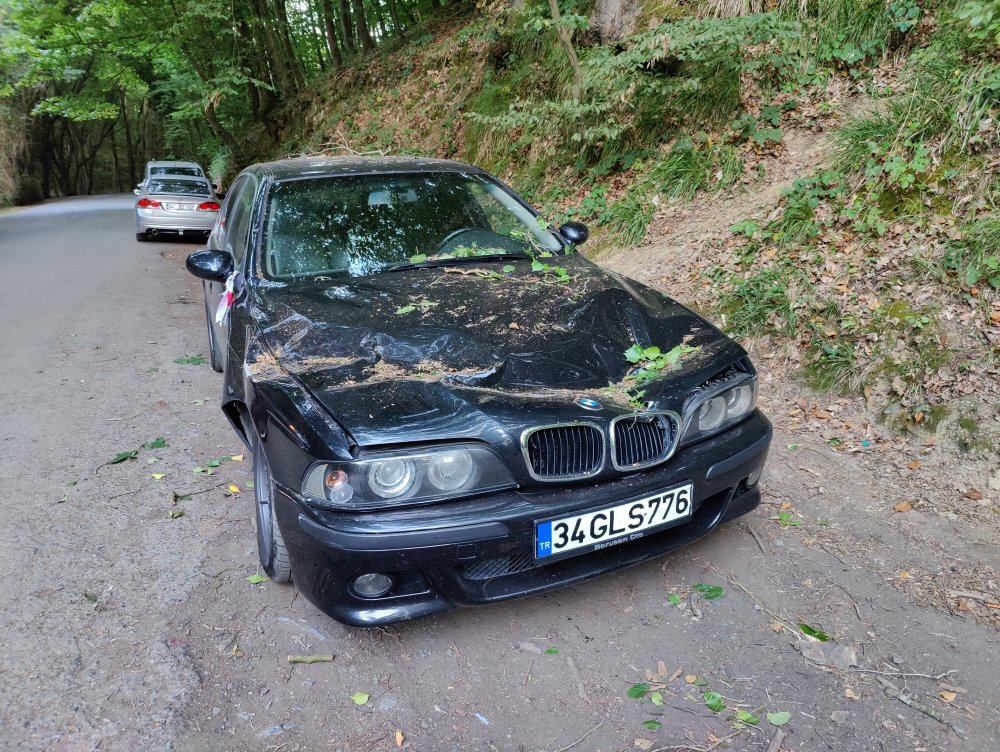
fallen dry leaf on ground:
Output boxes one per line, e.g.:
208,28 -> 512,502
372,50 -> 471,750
894,500 -> 913,513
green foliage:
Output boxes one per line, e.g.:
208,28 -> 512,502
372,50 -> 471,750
805,0 -> 904,74
627,683 -> 649,699
799,623 -> 833,641
888,1 -> 922,34
174,354 -> 207,366
767,711 -> 791,726
944,219 -> 1000,289
600,138 -> 743,245
772,172 -> 847,244
469,12 -> 800,176
703,691 -> 726,712
957,0 -> 1000,46
715,262 -> 802,337
730,113 -> 783,146
624,343 -> 701,383
691,583 -> 725,600
654,137 -> 744,200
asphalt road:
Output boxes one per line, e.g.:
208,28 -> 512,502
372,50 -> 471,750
0,196 -> 996,751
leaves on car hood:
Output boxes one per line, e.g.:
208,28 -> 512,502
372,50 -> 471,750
244,257 -> 744,444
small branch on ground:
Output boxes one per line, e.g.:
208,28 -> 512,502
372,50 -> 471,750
766,729 -> 785,752
550,718 -> 603,752
651,729 -> 743,752
877,675 -> 960,734
107,486 -> 141,500
741,522 -> 767,554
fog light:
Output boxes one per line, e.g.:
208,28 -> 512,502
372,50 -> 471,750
746,465 -> 763,488
352,572 -> 393,599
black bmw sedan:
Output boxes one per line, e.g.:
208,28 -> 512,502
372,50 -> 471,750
185,156 -> 772,627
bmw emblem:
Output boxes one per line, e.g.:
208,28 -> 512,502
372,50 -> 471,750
575,396 -> 603,411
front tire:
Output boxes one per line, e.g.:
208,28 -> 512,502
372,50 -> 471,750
252,437 -> 292,583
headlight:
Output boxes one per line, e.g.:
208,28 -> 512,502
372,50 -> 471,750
425,448 -> 476,491
682,377 -> 756,444
301,444 -> 513,509
697,397 -> 727,432
368,458 -> 417,499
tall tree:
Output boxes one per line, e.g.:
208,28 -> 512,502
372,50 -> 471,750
352,0 -> 376,52
321,0 -> 344,67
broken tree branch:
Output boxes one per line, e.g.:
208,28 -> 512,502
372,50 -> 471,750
766,729 -> 786,752
877,676 -> 946,723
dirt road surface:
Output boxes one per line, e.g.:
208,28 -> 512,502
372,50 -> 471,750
1,196 -> 997,752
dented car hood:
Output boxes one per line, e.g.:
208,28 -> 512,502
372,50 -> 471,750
246,257 -> 745,446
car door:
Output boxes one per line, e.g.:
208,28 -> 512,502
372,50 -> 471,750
205,174 -> 257,371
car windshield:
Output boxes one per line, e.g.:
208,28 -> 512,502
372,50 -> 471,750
148,179 -> 212,196
262,172 -> 563,279
151,166 -> 203,177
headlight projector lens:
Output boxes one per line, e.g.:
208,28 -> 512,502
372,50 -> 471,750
725,384 -> 754,417
368,459 -> 416,499
426,449 -> 475,491
698,396 -> 726,431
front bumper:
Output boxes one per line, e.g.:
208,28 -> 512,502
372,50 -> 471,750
275,411 -> 772,627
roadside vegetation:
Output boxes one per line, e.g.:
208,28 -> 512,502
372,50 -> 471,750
701,2 -> 1000,414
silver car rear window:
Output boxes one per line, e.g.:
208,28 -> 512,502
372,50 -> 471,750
148,179 -> 211,196
150,166 -> 203,177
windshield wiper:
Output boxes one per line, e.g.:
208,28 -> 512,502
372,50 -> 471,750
388,253 -> 528,272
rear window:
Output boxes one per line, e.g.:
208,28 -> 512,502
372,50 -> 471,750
151,166 -> 203,177
148,179 -> 212,196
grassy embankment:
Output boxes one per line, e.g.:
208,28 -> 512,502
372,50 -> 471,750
275,0 -> 998,414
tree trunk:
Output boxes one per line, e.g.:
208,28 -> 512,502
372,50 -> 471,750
119,88 -> 136,186
272,0 -> 305,91
372,0 -> 388,40
352,0 -> 375,52
204,100 -> 244,162
547,0 -> 583,101
339,0 -> 355,55
386,0 -> 404,37
321,0 -> 343,67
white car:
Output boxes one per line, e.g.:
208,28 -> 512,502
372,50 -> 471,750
134,175 -> 220,242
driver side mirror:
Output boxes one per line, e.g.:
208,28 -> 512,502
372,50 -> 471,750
559,221 -> 589,246
133,188 -> 141,196
186,249 -> 234,283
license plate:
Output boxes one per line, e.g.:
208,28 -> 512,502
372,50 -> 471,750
535,483 -> 693,559
164,203 -> 194,211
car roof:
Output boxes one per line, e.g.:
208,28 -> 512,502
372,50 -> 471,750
145,175 -> 211,188
147,160 -> 204,169
244,156 -> 488,182
148,174 -> 210,181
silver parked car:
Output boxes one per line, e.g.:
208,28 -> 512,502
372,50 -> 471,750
134,175 -> 220,242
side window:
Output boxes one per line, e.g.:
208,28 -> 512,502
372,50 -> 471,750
217,176 -> 247,237
223,176 -> 258,266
